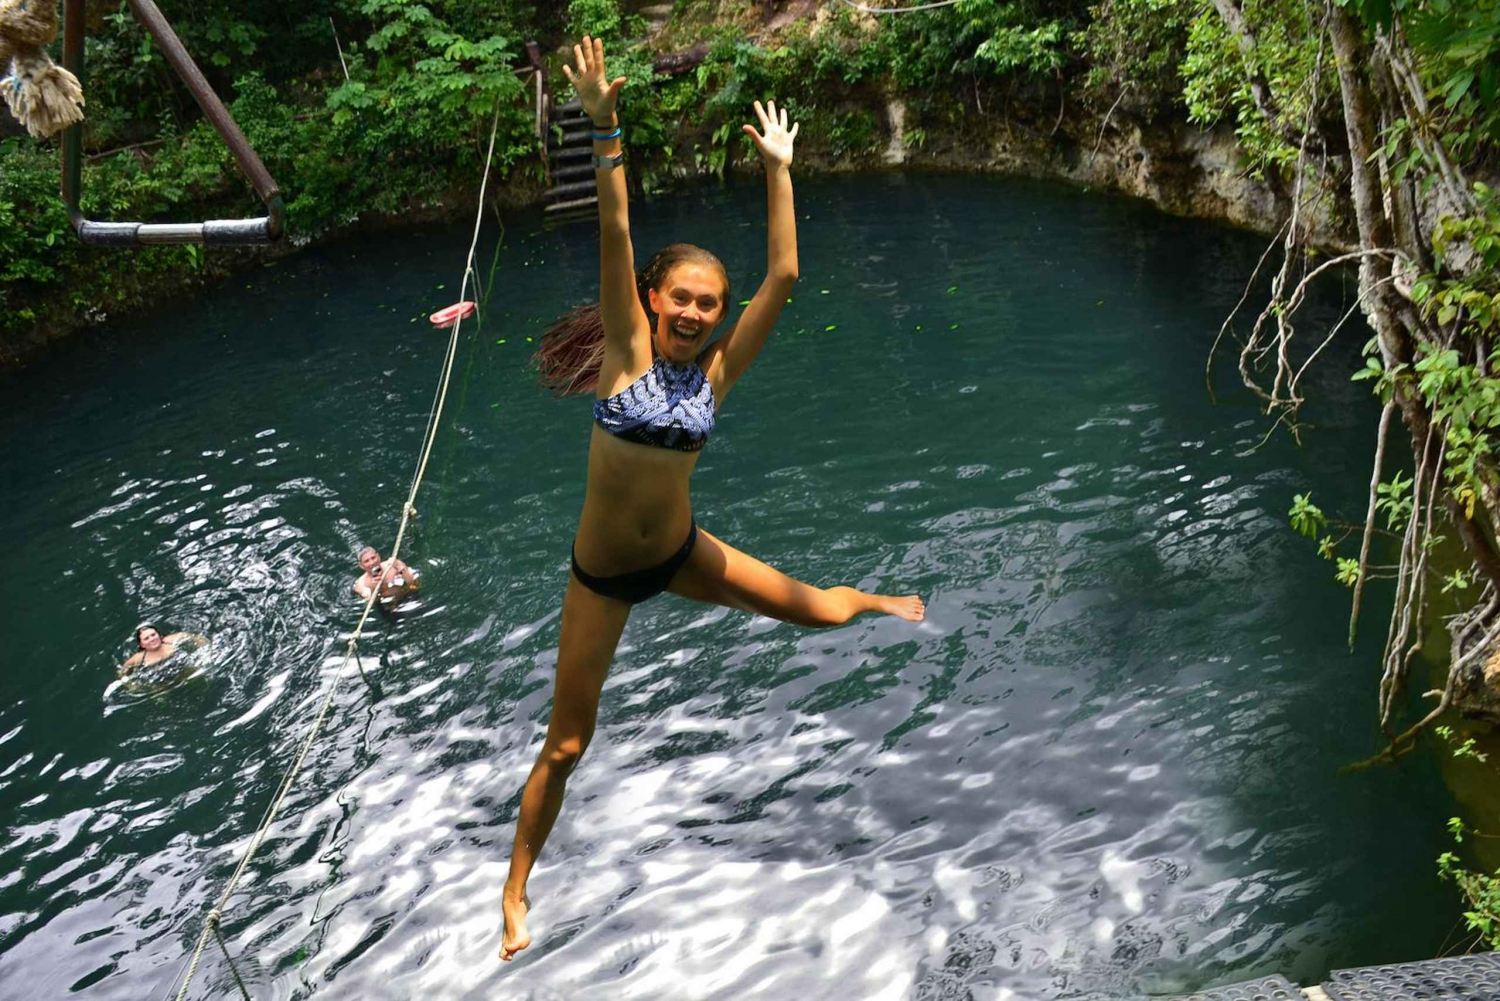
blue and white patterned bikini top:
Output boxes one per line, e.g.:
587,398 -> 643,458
593,356 -> 717,452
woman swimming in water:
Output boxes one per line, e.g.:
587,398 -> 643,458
499,37 -> 925,961
119,624 -> 208,676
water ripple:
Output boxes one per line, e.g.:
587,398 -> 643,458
0,175 -> 1457,1000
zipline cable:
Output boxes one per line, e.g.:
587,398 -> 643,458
168,98 -> 505,1001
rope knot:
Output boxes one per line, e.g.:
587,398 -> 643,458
206,908 -> 222,928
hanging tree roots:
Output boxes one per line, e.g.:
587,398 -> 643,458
1211,3 -> 1500,759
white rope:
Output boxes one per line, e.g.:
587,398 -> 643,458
329,19 -> 351,82
836,0 -> 968,13
170,100 -> 504,1001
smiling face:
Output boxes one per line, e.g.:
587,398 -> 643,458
648,263 -> 728,364
359,549 -> 383,575
137,627 -> 162,651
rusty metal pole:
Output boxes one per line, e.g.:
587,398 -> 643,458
126,0 -> 281,214
56,0 -> 285,245
59,0 -> 85,215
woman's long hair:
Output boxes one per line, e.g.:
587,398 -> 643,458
533,243 -> 729,397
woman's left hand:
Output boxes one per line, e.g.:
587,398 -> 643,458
743,99 -> 798,169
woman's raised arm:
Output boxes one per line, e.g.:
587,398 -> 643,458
562,37 -> 649,361
705,100 -> 799,399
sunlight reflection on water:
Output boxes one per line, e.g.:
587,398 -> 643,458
0,175 -> 1457,1000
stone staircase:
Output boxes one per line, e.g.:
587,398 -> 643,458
540,4 -> 674,221
543,97 -> 599,221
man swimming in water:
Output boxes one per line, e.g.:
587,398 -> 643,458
353,547 -> 420,604
120,624 -> 207,676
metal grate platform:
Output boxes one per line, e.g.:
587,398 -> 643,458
1322,952 -> 1500,1000
1167,973 -> 1304,1000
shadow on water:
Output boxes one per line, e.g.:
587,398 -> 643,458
0,173 -> 1467,1000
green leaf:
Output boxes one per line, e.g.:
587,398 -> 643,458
1335,557 -> 1360,586
1443,69 -> 1476,109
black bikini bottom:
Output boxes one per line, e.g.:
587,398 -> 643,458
571,519 -> 698,604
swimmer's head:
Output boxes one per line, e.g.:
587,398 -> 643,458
135,624 -> 162,650
358,547 -> 382,573
642,245 -> 730,365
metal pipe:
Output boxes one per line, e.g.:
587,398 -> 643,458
59,0 -> 85,211
75,218 -> 278,247
535,70 -> 543,139
57,0 -> 284,246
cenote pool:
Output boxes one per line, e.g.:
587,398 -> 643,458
0,173 -> 1464,999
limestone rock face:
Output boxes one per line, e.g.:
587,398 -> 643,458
1459,642 -> 1500,722
1015,116 -> 1352,250
799,94 -> 1357,251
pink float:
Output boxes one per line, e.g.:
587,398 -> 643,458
429,300 -> 476,328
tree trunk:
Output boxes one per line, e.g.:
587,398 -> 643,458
1210,0 -> 1280,124
1330,4 -> 1500,593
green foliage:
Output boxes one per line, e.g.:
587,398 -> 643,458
1350,347 -> 1409,403
1335,556 -> 1362,585
1404,0 -> 1500,153
1286,492 -> 1361,585
697,38 -> 801,119
1426,186 -> 1500,330
0,0 -> 542,336
1076,0 -> 1194,106
1435,731 -> 1500,949
326,1 -> 534,180
1376,469 -> 1415,529
1439,823 -> 1500,948
0,0 -> 1106,334
566,0 -> 647,40
0,141 -> 71,288
1345,187 -> 1500,530
864,0 -> 1076,91
827,110 -> 880,158
646,0 -> 1079,174
1407,337 -> 1500,518
567,0 -> 625,39
1435,726 -> 1489,761
1443,567 -> 1475,592
1289,492 -> 1327,538
1181,0 -> 1334,176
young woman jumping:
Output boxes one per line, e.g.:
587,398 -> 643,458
500,36 -> 925,961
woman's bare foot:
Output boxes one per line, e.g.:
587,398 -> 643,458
499,892 -> 530,962
877,594 -> 925,621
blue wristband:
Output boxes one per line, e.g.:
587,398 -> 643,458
591,125 -> 622,141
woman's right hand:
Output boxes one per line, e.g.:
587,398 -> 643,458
561,35 -> 627,126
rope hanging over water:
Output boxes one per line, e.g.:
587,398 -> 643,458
166,100 -> 505,1001
0,0 -> 85,137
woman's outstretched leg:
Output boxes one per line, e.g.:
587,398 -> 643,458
501,576 -> 631,961
668,528 -> 924,625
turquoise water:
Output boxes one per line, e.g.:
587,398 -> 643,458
0,174 -> 1461,999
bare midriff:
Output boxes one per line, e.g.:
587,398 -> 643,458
572,425 -> 701,575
